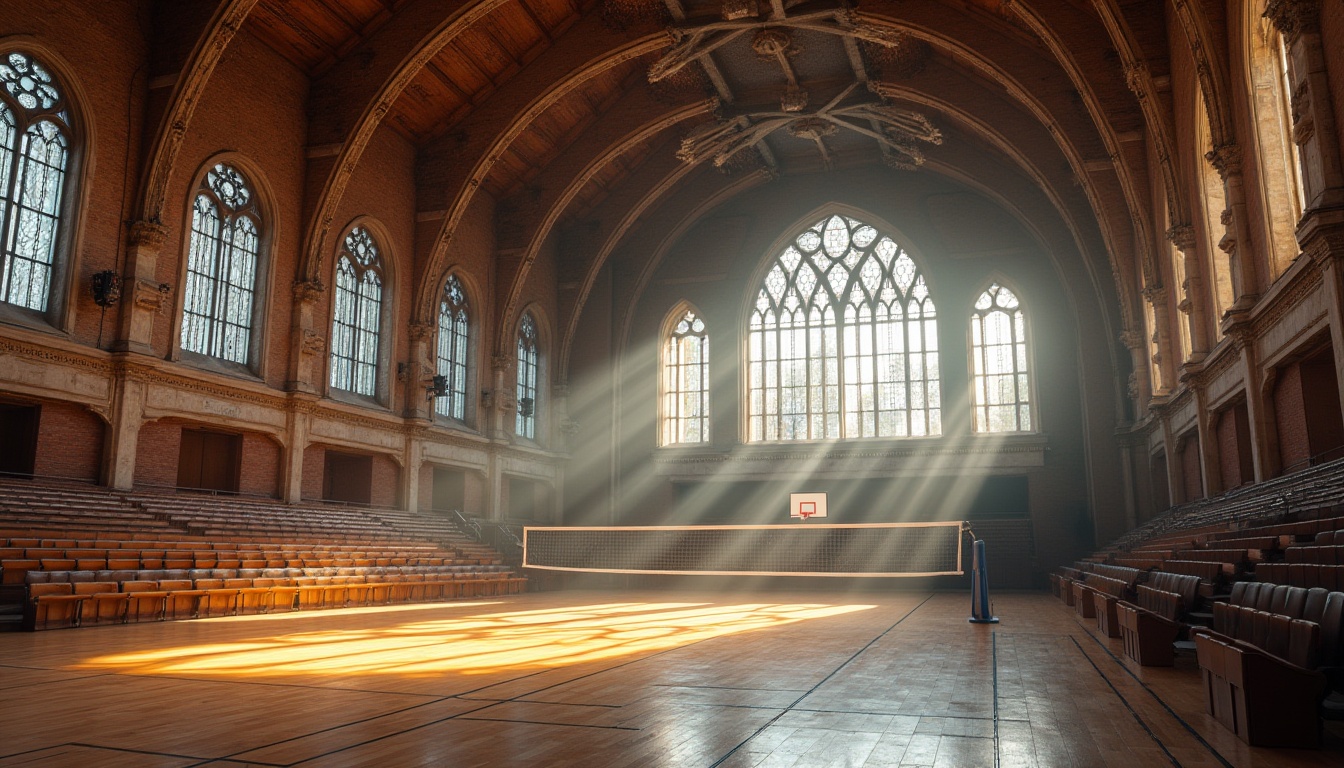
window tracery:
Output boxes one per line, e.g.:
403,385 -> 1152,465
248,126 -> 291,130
662,308 -> 709,444
329,226 -> 383,397
516,312 -> 539,439
970,283 -> 1033,433
747,214 -> 940,441
0,52 -> 70,313
181,163 -> 261,364
436,274 -> 470,421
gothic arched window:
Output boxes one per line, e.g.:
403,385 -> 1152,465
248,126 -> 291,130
970,283 -> 1033,433
662,308 -> 709,445
748,214 -> 940,441
0,52 -> 71,313
436,274 -> 470,421
329,226 -> 383,397
181,163 -> 262,364
516,312 -> 539,439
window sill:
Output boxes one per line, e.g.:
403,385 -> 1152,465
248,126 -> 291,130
653,434 -> 1048,479
0,302 -> 64,337
177,349 -> 263,383
328,386 -> 388,411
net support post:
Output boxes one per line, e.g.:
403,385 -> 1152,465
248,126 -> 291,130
968,538 -> 998,624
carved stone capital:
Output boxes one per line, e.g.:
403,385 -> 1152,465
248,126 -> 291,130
293,280 -> 326,303
1119,329 -> 1144,349
1263,0 -> 1320,38
1166,224 -> 1197,251
408,322 -> 435,342
1122,62 -> 1148,99
1205,144 -> 1243,179
128,220 -> 170,250
491,354 -> 512,373
1142,286 -> 1167,304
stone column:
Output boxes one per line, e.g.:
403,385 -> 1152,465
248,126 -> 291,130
1207,145 -> 1260,311
485,354 -> 515,441
1120,328 -> 1152,408
103,363 -> 147,489
1144,286 -> 1175,394
402,322 -> 436,420
1309,235 -> 1344,418
1161,414 -> 1184,505
114,221 -> 173,355
402,435 -> 423,514
1168,224 -> 1211,360
280,400 -> 313,503
287,281 -> 326,393
1265,0 -> 1344,212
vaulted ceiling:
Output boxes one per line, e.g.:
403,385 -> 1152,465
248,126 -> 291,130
151,0 -> 1175,381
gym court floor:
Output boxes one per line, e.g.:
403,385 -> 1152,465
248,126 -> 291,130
1,590 -> 1341,767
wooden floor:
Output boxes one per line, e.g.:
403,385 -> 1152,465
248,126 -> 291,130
1,590 -> 1341,767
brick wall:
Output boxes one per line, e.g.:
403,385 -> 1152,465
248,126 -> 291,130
1181,433 -> 1203,502
33,401 -> 103,481
371,453 -> 400,507
1275,361 -> 1309,472
135,420 -> 182,488
239,432 -> 281,498
301,444 -> 325,501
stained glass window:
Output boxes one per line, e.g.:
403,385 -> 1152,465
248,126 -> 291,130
516,312 -> 538,439
971,283 -> 1032,433
329,226 -> 383,397
0,52 -> 70,313
662,309 -> 709,444
181,163 -> 261,364
748,214 -> 940,441
436,274 -> 469,420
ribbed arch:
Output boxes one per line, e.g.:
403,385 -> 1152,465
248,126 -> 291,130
747,213 -> 940,441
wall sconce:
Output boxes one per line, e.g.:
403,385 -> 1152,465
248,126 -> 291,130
518,397 -> 535,418
426,374 -> 449,401
91,270 -> 121,307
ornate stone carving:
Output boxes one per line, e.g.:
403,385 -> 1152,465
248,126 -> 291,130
292,280 -> 326,303
408,322 -> 435,343
1166,224 -> 1197,251
1263,0 -> 1321,38
1119,329 -> 1143,349
491,354 -> 512,373
132,279 -> 171,315
1142,286 -> 1167,304
300,329 -> 325,355
128,220 -> 170,250
1205,144 -> 1243,178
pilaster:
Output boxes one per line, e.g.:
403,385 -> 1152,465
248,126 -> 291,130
287,281 -> 326,393
113,221 -> 172,355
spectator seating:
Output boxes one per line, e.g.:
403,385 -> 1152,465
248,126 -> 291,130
0,479 -> 527,631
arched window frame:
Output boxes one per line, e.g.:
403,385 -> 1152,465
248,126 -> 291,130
969,281 -> 1035,434
328,224 -> 387,401
1243,6 -> 1305,278
745,213 -> 941,442
515,309 -> 542,441
176,159 -> 269,371
435,271 -> 472,424
660,303 -> 710,446
0,48 -> 84,329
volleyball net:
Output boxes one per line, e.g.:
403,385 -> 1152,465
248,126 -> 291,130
521,521 -> 967,577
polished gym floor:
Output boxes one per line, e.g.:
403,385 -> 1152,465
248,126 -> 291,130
1,590 -> 1340,767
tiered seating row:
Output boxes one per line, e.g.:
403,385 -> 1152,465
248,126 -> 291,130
27,566 -> 526,630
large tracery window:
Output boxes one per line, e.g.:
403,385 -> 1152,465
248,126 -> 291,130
662,308 -> 709,444
970,283 -> 1033,433
748,214 -> 940,441
435,274 -> 470,421
0,52 -> 70,313
182,163 -> 262,364
329,226 -> 383,397
516,311 -> 539,439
